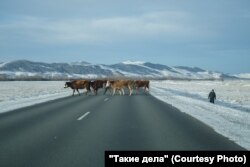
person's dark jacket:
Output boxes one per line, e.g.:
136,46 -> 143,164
208,91 -> 216,103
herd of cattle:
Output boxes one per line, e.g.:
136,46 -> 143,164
64,79 -> 150,96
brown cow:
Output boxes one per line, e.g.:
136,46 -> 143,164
64,80 -> 91,96
108,80 -> 134,96
135,80 -> 149,94
90,80 -> 107,95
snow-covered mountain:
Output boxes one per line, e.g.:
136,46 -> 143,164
0,60 -> 242,80
233,73 -> 250,80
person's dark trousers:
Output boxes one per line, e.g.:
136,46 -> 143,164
210,99 -> 215,103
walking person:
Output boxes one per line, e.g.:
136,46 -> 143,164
208,89 -> 216,104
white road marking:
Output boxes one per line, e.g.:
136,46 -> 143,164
104,98 -> 109,101
77,112 -> 90,121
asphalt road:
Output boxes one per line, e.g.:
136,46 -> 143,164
0,91 -> 245,167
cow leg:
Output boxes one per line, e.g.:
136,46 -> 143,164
122,88 -> 125,96
116,89 -> 121,96
130,85 -> 134,96
118,89 -> 122,95
72,89 -> 75,96
77,89 -> 80,96
104,87 -> 108,95
103,88 -> 106,95
106,87 -> 112,95
129,87 -> 133,96
113,88 -> 116,96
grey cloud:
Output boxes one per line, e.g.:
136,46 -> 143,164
0,11 -> 215,45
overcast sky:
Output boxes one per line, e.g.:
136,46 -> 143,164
0,0 -> 249,73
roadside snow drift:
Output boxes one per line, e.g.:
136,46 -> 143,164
150,80 -> 250,150
0,81 -> 70,113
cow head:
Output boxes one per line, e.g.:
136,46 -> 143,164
105,80 -> 110,87
64,82 -> 71,88
106,80 -> 114,87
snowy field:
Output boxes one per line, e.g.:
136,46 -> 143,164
0,80 -> 249,149
0,81 -> 70,113
150,80 -> 250,150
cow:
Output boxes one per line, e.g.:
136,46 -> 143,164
64,80 -> 91,96
104,80 -> 123,95
108,80 -> 134,96
134,80 -> 149,94
103,80 -> 113,95
90,80 -> 107,95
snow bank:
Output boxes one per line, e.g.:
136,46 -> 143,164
0,81 -> 72,113
150,80 -> 250,150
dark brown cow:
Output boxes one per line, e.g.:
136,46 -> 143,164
90,80 -> 107,95
135,80 -> 149,94
64,80 -> 91,96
